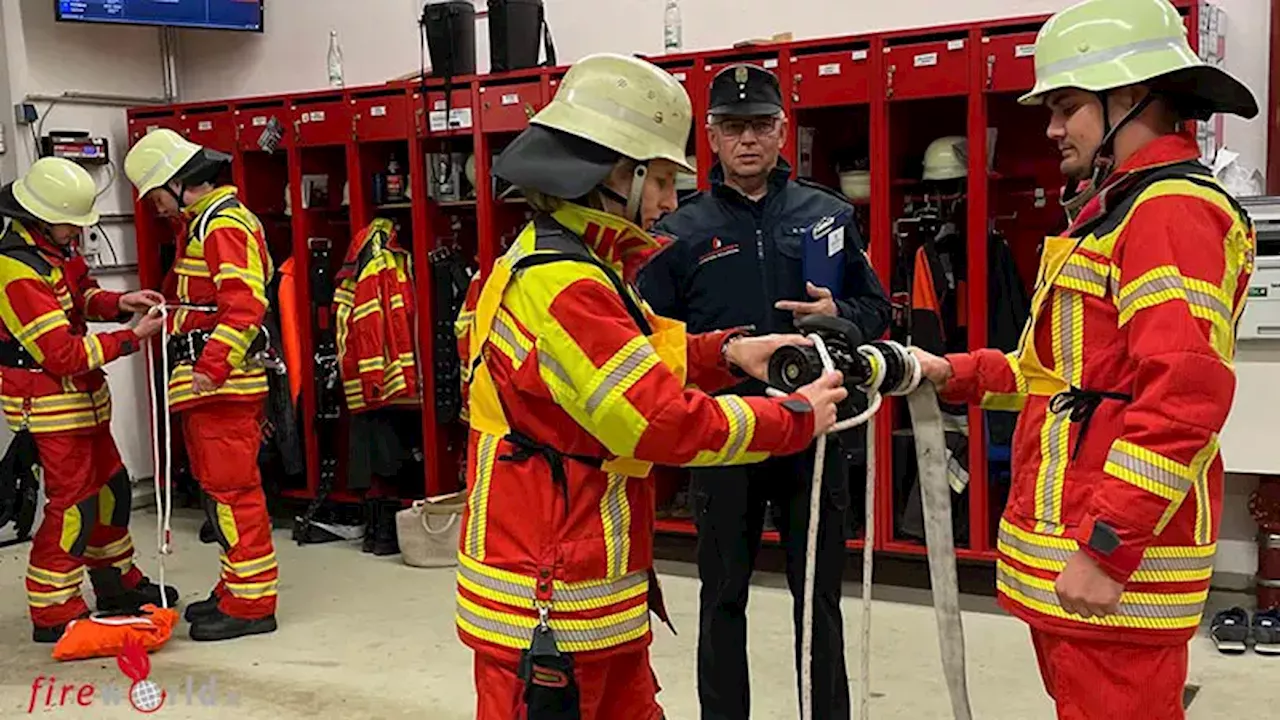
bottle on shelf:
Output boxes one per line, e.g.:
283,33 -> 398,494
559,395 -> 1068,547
327,29 -> 345,88
663,0 -> 682,54
385,154 -> 406,204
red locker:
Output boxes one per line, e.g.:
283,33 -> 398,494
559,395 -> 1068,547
352,89 -> 412,142
178,105 -> 236,153
234,101 -> 291,152
792,47 -> 873,107
479,81 -> 544,134
423,88 -> 474,136
983,32 -> 1040,93
885,37 -> 970,99
291,94 -> 351,146
127,111 -> 180,145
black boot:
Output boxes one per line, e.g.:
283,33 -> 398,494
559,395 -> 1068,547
372,500 -> 401,556
32,611 -> 90,644
184,591 -> 221,623
361,500 -> 378,554
90,568 -> 180,615
189,607 -> 277,642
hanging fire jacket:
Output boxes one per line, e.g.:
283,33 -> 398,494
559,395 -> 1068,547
333,218 -> 419,413
165,186 -> 274,413
941,134 -> 1256,646
456,203 -> 817,660
0,221 -> 139,433
431,246 -> 471,425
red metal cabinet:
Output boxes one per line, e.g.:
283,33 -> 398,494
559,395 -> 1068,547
179,107 -> 236,153
705,55 -> 782,80
479,81 -> 543,133
423,89 -> 474,136
983,32 -> 1039,93
291,96 -> 351,146
885,38 -> 970,99
234,104 -> 291,152
352,90 -> 411,142
127,112 -> 180,145
792,48 -> 873,107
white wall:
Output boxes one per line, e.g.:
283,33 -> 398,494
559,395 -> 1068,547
177,0 -> 1273,180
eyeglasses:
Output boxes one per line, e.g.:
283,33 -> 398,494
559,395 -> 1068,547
714,117 -> 781,137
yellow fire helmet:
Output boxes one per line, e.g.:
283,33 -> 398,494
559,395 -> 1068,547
922,136 -> 969,182
1020,0 -> 1256,120
125,127 -> 232,200
9,157 -> 101,227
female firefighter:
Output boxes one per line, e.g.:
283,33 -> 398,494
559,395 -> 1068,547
455,52 -> 847,720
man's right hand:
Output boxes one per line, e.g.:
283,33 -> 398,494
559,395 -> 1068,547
796,371 -> 847,438
132,310 -> 165,340
910,347 -> 954,387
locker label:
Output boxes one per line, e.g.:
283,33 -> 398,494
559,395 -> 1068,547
501,93 -> 520,106
147,125 -> 160,133
310,111 -> 326,122
763,59 -> 779,69
434,100 -> 447,110
851,50 -> 869,61
1015,44 -> 1036,58
673,72 -> 687,81
818,63 -> 841,77
429,108 -> 474,132
252,116 -> 268,127
914,52 -> 939,68
371,105 -> 388,117
947,39 -> 965,51
197,121 -> 213,131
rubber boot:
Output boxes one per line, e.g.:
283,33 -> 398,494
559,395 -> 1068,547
361,500 -> 378,554
188,607 -> 278,642
184,591 -> 221,623
90,567 -> 180,615
372,500 -> 401,556
32,611 -> 90,644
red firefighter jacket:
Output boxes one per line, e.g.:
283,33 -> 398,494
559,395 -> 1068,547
165,186 -> 273,413
333,218 -> 419,413
455,203 -> 817,661
942,134 -> 1256,645
0,221 -> 138,434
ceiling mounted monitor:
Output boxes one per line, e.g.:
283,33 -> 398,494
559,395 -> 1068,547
55,1 -> 265,33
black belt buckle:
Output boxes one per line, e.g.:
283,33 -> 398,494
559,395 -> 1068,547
518,619 -> 581,720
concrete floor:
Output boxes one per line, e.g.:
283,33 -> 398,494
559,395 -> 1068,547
1,510 -> 1276,719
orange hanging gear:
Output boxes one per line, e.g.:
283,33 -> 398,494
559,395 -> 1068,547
52,605 -> 179,661
275,257 -> 303,403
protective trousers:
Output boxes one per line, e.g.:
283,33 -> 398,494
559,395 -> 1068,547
1032,629 -> 1189,720
181,400 -> 278,619
474,647 -> 665,720
693,446 -> 851,720
26,426 -> 143,629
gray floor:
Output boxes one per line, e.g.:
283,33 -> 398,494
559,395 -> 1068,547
1,510 -> 1276,719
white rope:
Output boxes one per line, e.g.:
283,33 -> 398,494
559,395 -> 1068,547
145,304 -> 173,609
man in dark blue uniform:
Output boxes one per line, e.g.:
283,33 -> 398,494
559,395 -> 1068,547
639,64 -> 890,720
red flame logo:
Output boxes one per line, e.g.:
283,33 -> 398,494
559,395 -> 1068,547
117,637 -> 166,714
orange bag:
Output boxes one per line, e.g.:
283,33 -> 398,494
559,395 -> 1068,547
52,605 -> 178,662
276,257 -> 303,403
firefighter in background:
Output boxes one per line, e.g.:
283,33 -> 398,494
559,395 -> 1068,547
911,0 -> 1258,717
458,52 -> 848,719
124,129 -> 279,642
0,157 -> 177,642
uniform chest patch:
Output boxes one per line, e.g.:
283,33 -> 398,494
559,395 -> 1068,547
698,237 -> 740,266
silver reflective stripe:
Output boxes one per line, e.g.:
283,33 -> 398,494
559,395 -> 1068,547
456,598 -> 650,647
719,396 -> 751,460
1037,36 -> 1190,80
998,564 -> 1204,619
491,313 -> 529,363
1107,446 -> 1193,495
537,348 -> 575,388
459,561 -> 648,607
601,474 -> 631,579
997,526 -> 1216,576
1059,261 -> 1108,290
584,342 -> 656,415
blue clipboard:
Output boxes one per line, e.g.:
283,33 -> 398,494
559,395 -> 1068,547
801,209 -> 853,294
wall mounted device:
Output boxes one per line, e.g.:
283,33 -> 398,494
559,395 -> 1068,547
55,0 -> 265,33
39,131 -> 110,165
1237,196 -> 1280,341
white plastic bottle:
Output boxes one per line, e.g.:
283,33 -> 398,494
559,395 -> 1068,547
664,0 -> 682,53
327,29 -> 345,88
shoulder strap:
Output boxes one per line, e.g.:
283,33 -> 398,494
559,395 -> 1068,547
1073,161 -> 1249,238
0,227 -> 53,277
513,215 -> 653,336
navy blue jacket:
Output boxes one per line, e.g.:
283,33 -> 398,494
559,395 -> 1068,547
640,160 -> 891,345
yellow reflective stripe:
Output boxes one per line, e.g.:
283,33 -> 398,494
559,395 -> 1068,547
465,433 -> 499,560
536,347 -> 575,393
27,565 -> 85,588
981,352 -> 1027,412
175,257 -> 210,277
1034,292 -> 1081,535
686,396 -> 764,466
456,552 -> 649,613
333,287 -> 356,306
455,310 -> 475,338
390,294 -> 406,310
600,474 -> 632,579
210,323 -> 256,368
489,309 -> 532,366
583,335 -> 659,417
84,535 -> 133,560
28,586 -> 81,607
1117,265 -> 1234,335
1105,438 -> 1194,503
17,309 -> 69,345
357,357 -> 385,373
1055,255 -> 1110,296
224,579 -> 279,599
997,561 -> 1206,630
352,297 -> 381,323
455,590 -> 650,654
997,520 -> 1216,583
215,264 -> 266,297
220,552 -> 278,578
1187,437 -> 1219,544
167,364 -> 267,405
216,503 -> 240,548
80,335 -> 106,371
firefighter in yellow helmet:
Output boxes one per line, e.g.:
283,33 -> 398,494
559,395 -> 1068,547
455,52 -> 847,719
125,129 -> 279,642
0,157 -> 174,642
910,1 -> 1258,717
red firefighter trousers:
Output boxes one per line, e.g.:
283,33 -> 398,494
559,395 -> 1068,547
181,400 -> 278,620
474,647 -> 664,720
27,426 -> 145,629
1032,629 -> 1188,720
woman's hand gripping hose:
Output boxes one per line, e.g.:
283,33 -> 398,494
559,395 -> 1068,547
765,316 -> 972,720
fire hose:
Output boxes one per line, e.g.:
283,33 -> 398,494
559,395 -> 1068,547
766,315 -> 973,720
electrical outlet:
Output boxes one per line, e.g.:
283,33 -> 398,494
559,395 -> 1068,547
14,103 -> 37,126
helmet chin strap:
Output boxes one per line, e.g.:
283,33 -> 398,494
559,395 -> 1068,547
1061,91 -> 1157,221
597,163 -> 649,226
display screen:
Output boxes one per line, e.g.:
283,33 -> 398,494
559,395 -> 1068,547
56,1 -> 265,32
